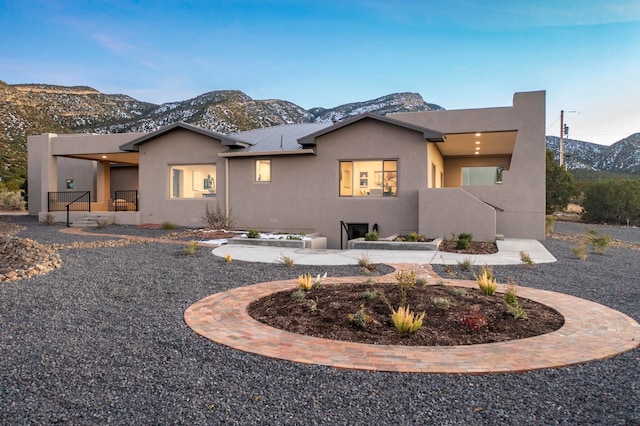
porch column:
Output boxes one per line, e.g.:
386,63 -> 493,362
95,160 -> 111,209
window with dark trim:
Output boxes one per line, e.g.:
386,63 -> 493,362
339,160 -> 397,196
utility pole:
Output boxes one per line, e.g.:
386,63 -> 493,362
559,110 -> 564,167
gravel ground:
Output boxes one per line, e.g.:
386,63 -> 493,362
1,216 -> 638,425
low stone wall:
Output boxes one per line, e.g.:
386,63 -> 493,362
227,233 -> 327,249
349,237 -> 441,251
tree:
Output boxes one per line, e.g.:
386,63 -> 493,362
546,150 -> 577,214
583,179 -> 640,225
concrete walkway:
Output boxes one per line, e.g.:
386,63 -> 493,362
212,238 -> 556,265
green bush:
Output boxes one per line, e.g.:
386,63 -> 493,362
456,232 -> 473,250
247,229 -> 260,238
0,191 -> 25,211
582,178 -> 640,226
364,230 -> 379,241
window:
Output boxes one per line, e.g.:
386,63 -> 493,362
169,164 -> 216,198
339,160 -> 397,197
461,166 -> 503,186
255,159 -> 271,182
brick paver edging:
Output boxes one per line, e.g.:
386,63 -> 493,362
184,263 -> 640,374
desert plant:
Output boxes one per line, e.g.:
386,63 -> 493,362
456,232 -> 473,250
290,289 -> 306,300
416,277 -> 428,287
223,252 -> 233,263
570,241 -> 588,260
460,308 -> 487,331
587,230 -> 612,254
44,213 -> 55,226
96,219 -> 109,229
357,253 -> 372,267
475,265 -> 497,295
0,191 -> 25,211
504,280 -> 519,307
361,290 -> 377,300
395,269 -> 417,289
247,229 -> 261,239
304,299 -> 318,313
404,232 -> 426,242
506,303 -> 529,320
312,272 -> 327,289
431,296 -> 451,310
391,305 -> 425,334
545,215 -> 556,234
364,230 -> 379,241
277,254 -> 295,267
286,234 -> 304,240
348,305 -> 371,329
298,273 -> 313,290
449,287 -> 467,297
519,251 -> 534,268
161,221 -> 176,230
457,256 -> 474,271
203,204 -> 235,230
183,241 -> 198,255
363,277 -> 376,285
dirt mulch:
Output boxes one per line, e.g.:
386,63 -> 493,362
438,240 -> 499,255
248,282 -> 564,346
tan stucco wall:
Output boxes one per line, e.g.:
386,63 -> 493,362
110,166 -> 139,198
392,91 -> 546,240
137,128 -> 228,226
427,142 -> 444,188
228,119 -> 432,248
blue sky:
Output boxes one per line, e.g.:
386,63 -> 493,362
1,0 -> 639,145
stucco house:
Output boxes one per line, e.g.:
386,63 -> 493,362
28,90 -> 546,249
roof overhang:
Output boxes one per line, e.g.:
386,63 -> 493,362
438,131 -> 517,157
219,148 -> 316,158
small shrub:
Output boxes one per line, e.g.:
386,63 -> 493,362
457,256 -> 474,271
357,253 -> 371,267
431,297 -> 451,310
416,277 -> 428,287
290,289 -> 306,300
504,280 -> 519,307
364,230 -> 379,241
404,232 -> 426,242
456,232 -> 473,250
545,215 -> 556,234
361,290 -> 377,300
247,229 -> 261,239
312,272 -> 327,290
183,241 -> 198,255
298,273 -> 313,291
348,305 -> 371,329
460,308 -> 487,331
395,269 -> 417,289
44,213 -> 55,226
96,219 -> 108,229
519,251 -> 534,268
571,241 -> 588,260
304,299 -> 318,313
588,230 -> 612,254
161,221 -> 176,230
0,191 -> 25,210
449,287 -> 467,297
363,278 -> 376,285
391,305 -> 425,334
203,204 -> 235,230
506,303 -> 529,320
475,265 -> 497,295
278,254 -> 295,267
223,252 -> 233,263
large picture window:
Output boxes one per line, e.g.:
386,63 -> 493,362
169,164 -> 216,198
339,160 -> 397,197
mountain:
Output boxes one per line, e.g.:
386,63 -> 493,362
2,80 -> 639,190
546,134 -> 640,176
0,82 -> 444,189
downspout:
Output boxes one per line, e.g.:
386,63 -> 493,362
225,157 -> 230,217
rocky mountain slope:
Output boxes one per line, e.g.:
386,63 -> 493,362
546,134 -> 640,175
1,80 -> 639,189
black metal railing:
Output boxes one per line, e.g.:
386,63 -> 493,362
48,191 -> 91,212
114,190 -> 138,211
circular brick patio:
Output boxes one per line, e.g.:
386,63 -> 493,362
184,264 -> 640,374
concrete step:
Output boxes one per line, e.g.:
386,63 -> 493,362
495,234 -> 505,241
70,215 -> 115,228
